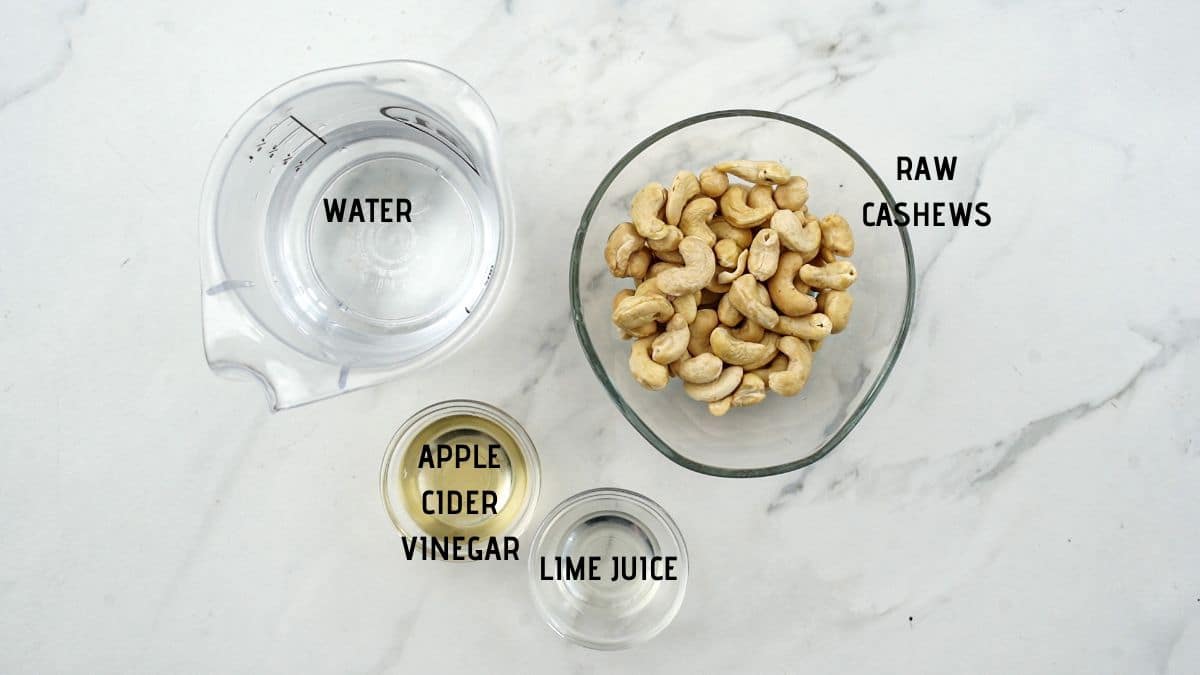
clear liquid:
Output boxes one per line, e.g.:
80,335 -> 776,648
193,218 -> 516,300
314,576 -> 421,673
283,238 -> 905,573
559,512 -> 661,614
264,118 -> 500,365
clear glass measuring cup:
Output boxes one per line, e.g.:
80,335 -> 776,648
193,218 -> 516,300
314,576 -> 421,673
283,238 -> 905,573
199,61 -> 512,409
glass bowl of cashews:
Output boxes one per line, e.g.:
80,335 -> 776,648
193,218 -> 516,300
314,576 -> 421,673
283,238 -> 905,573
570,110 -> 915,477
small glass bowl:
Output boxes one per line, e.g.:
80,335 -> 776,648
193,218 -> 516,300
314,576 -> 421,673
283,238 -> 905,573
527,488 -> 688,650
569,110 -> 915,477
379,400 -> 541,555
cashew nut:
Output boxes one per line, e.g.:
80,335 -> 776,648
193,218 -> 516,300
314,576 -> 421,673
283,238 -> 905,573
651,315 -> 690,365
817,290 -> 853,333
747,184 -> 778,219
604,222 -> 646,278
655,236 -> 716,296
775,313 -> 832,340
818,214 -> 855,257
688,309 -> 719,356
612,294 -> 673,330
646,225 -> 683,254
714,239 -> 744,269
768,209 -> 820,259
729,274 -> 779,329
799,261 -> 857,290
741,332 -> 779,370
679,197 -> 718,246
707,396 -> 733,417
672,291 -> 699,325
646,261 -> 679,280
713,160 -> 790,185
730,318 -> 764,343
768,336 -> 812,396
612,288 -> 634,311
630,182 -> 669,240
684,365 -> 744,402
709,217 -> 753,248
634,276 -> 664,297
670,352 -> 723,384
665,171 -> 701,226
731,373 -> 767,408
716,249 -> 749,285
748,228 -> 781,281
717,293 -> 741,327
773,176 -> 809,210
750,354 -> 789,382
768,252 -> 818,317
719,185 -> 774,228
623,322 -> 658,339
710,326 -> 776,366
630,337 -> 669,390
627,249 -> 651,280
699,166 -> 729,198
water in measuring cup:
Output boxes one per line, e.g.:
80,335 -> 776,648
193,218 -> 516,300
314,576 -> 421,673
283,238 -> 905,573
262,111 -> 499,364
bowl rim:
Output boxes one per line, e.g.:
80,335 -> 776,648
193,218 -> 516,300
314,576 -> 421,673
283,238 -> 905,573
569,109 -> 915,478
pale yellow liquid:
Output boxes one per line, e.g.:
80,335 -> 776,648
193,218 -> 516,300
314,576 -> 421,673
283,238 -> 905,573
398,414 -> 529,537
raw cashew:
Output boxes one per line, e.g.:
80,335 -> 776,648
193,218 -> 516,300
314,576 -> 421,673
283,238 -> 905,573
670,352 -> 723,384
800,261 -> 857,290
651,315 -> 690,365
710,326 -> 775,366
768,336 -> 812,396
714,160 -> 790,185
612,288 -> 634,311
714,239 -> 744,269
750,354 -> 789,381
720,185 -> 774,228
630,183 -> 669,240
775,313 -> 832,340
684,365 -> 744,402
672,291 -> 699,325
731,318 -> 764,343
773,176 -> 809,210
630,337 -> 669,390
624,322 -> 657,339
646,225 -> 683,254
769,209 -> 820,259
604,222 -> 646,277
666,171 -> 701,226
716,249 -> 748,285
729,274 -> 779,329
688,309 -> 719,356
634,276 -> 664,297
741,332 -> 779,370
717,293 -> 742,326
768,252 -> 818,317
612,294 -> 673,330
627,249 -> 651,280
656,236 -> 716,296
646,261 -> 679,280
707,396 -> 733,417
748,229 -> 780,281
732,373 -> 767,408
709,217 -> 753,248
679,197 -> 718,246
747,184 -> 778,218
818,214 -> 855,257
817,290 -> 853,333
699,167 -> 729,198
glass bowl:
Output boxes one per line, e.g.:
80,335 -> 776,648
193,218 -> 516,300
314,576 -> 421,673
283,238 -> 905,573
569,110 -> 914,478
527,488 -> 687,650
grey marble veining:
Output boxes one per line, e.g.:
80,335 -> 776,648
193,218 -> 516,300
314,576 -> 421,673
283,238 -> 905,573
1,0 -> 1198,672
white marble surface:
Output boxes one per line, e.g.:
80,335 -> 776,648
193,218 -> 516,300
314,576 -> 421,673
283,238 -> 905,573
2,0 -> 1199,672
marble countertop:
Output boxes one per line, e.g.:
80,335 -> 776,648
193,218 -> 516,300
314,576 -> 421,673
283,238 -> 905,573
2,0 -> 1198,672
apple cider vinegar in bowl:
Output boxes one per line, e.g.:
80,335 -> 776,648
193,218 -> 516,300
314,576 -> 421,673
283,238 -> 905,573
380,401 -> 540,561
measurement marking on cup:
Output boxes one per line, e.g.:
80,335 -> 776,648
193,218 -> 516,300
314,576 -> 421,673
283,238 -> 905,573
251,115 -> 328,170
